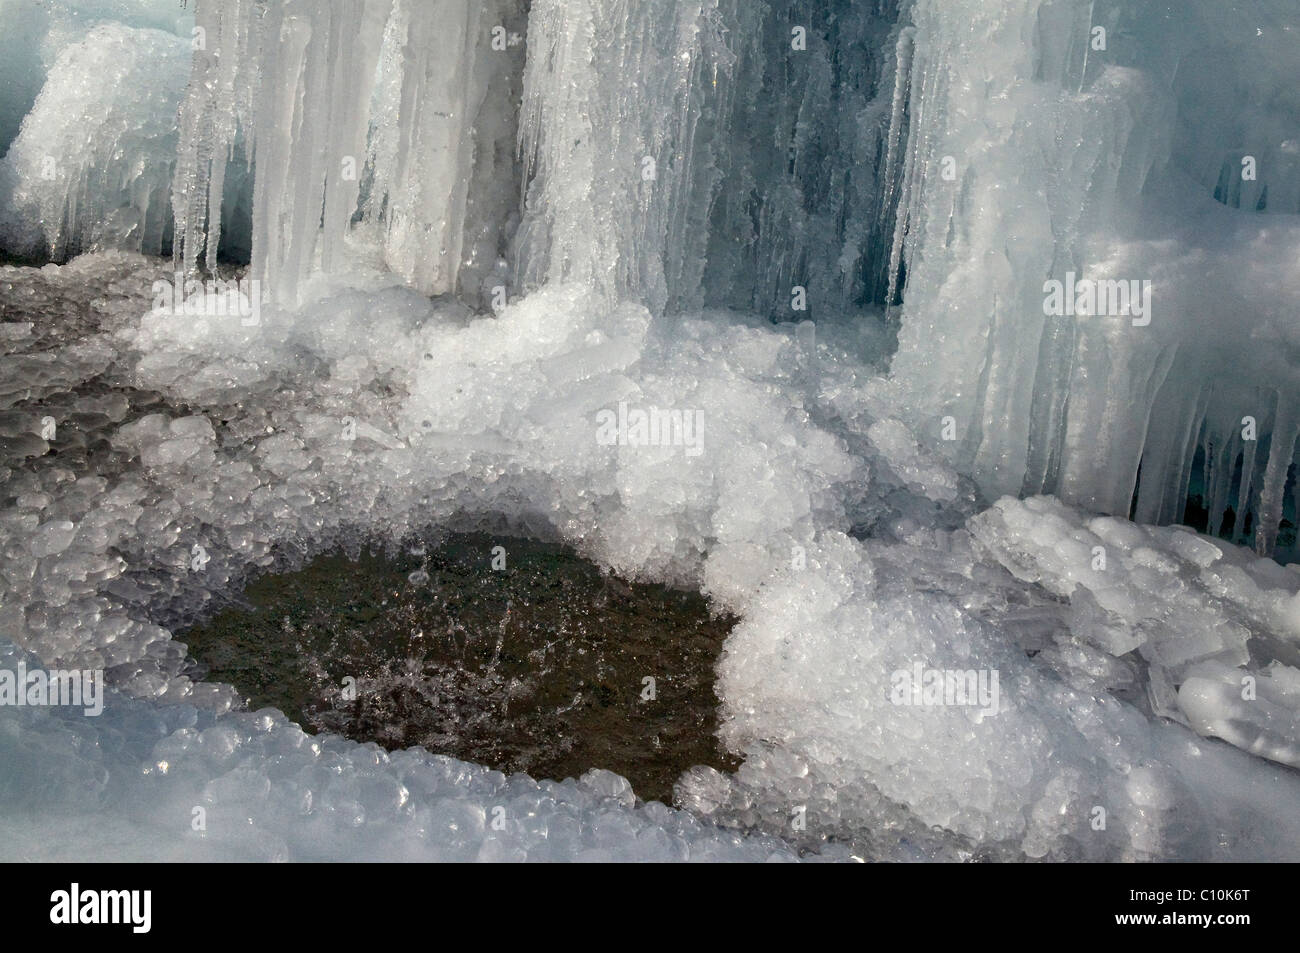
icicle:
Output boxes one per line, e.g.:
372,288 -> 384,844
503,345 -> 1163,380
514,0 -> 727,313
359,0 -> 501,296
203,147 -> 228,276
1165,390 -> 1213,526
1256,396 -> 1299,556
880,26 -> 914,311
0,20 -> 187,260
173,0 -> 255,278
1236,427 -> 1260,543
1205,434 -> 1235,537
174,0 -> 395,303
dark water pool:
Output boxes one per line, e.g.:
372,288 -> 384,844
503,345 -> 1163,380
180,532 -> 740,804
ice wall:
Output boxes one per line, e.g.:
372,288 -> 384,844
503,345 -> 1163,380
513,0 -> 909,319
7,0 -> 1296,557
695,1 -> 904,319
172,0 -> 525,306
511,0 -> 728,313
172,0 -> 733,311
883,0 -> 1300,556
172,0 -> 393,304
171,0 -> 907,320
364,1 -> 525,303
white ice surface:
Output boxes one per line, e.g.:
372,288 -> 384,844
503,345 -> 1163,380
1,252 -> 1298,861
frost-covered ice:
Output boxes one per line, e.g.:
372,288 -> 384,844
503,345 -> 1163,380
0,0 -> 189,158
2,0 -> 1300,862
0,20 -> 188,259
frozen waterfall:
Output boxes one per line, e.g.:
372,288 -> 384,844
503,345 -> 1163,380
1,0 -> 1299,864
156,0 -> 1300,557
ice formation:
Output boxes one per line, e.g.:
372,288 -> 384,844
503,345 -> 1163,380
0,20 -> 189,259
0,0 -> 1299,862
0,0 -> 190,159
886,0 -> 1300,559
171,0 -> 525,306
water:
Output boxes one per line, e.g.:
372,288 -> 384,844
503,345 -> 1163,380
181,532 -> 740,805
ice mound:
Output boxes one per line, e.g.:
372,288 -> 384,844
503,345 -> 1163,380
1179,663 -> 1300,770
713,504 -> 1300,860
970,495 -> 1300,767
0,21 -> 189,259
0,253 -> 863,860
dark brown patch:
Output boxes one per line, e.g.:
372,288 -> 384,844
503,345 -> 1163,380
180,532 -> 740,804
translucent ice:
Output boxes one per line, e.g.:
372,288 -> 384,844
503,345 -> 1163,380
0,22 -> 188,258
884,0 -> 1300,557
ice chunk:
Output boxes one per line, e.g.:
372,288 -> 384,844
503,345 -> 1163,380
0,0 -> 189,157
1179,663 -> 1300,768
31,519 -> 77,557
